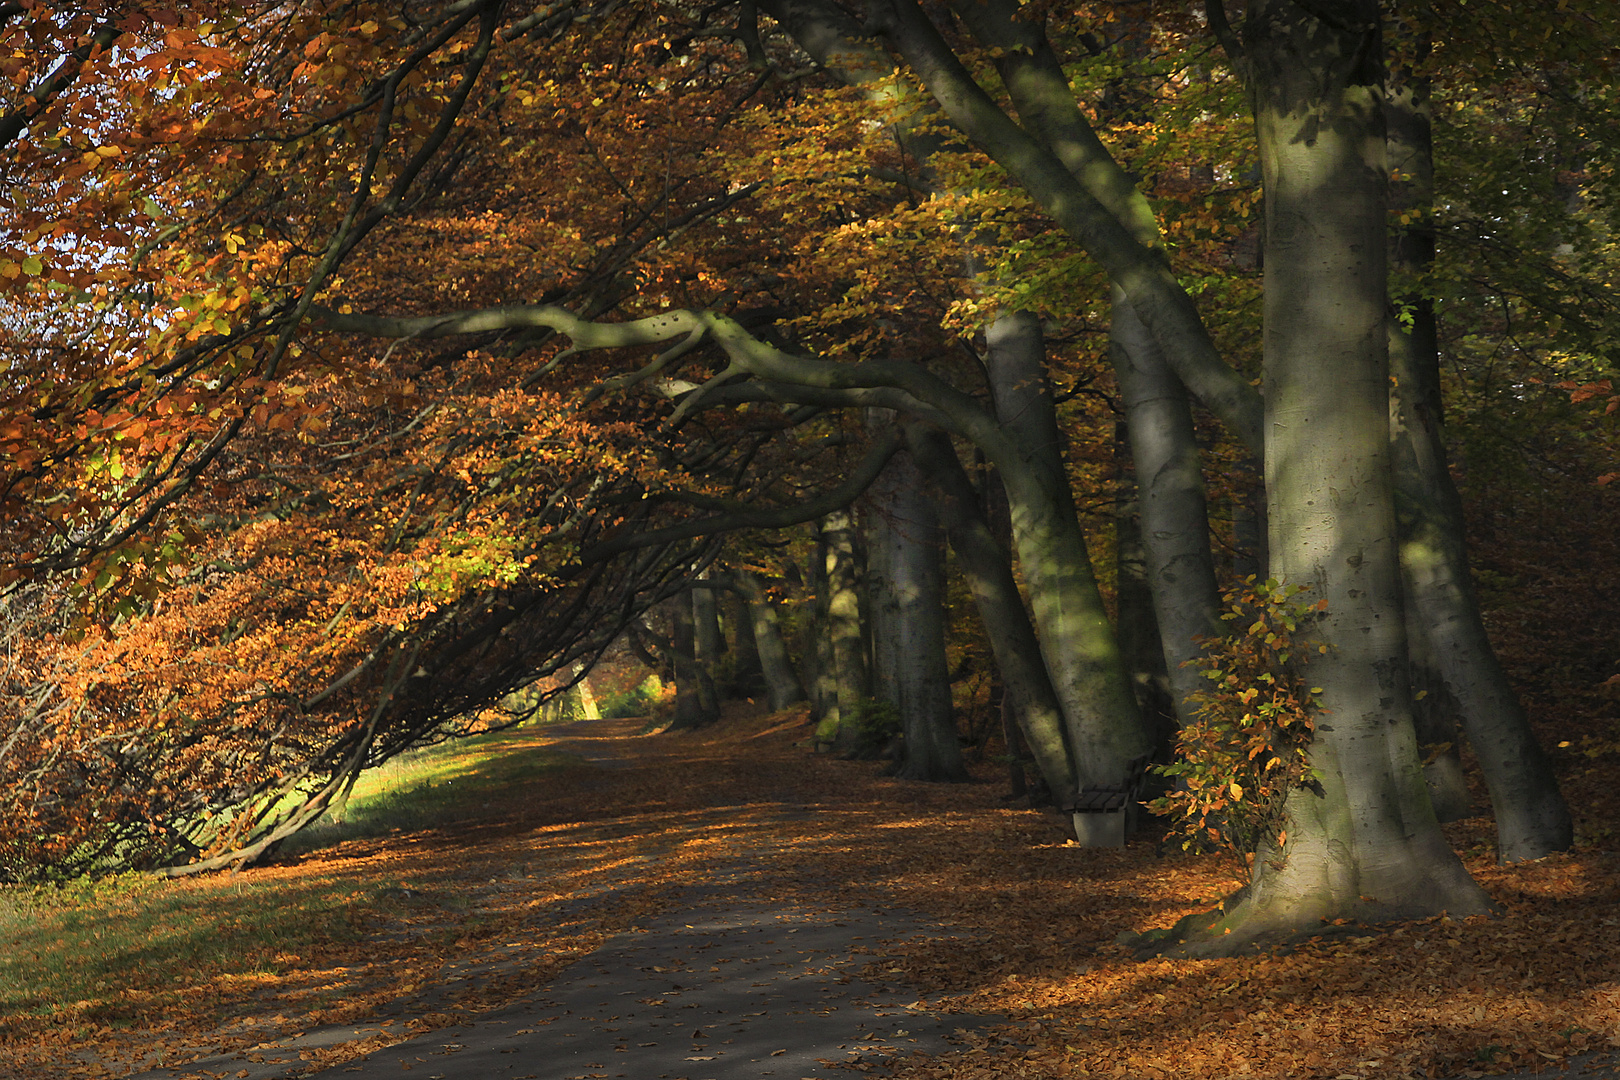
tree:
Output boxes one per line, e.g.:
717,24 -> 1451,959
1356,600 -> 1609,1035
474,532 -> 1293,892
1181,0 -> 1495,948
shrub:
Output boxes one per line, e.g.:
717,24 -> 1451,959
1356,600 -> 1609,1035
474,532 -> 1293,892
1148,577 -> 1326,881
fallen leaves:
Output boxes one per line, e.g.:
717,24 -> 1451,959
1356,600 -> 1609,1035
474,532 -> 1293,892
1,704 -> 1617,1080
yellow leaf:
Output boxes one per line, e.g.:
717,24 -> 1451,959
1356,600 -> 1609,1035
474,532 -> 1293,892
1229,781 -> 1243,800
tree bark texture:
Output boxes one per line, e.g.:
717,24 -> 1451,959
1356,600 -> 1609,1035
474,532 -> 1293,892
813,510 -> 868,750
981,312 -> 1153,791
666,592 -> 720,729
733,568 -> 807,711
1194,2 -> 1494,951
871,445 -> 969,781
722,588 -> 766,701
1111,286 -> 1226,729
1384,58 -> 1572,860
693,570 -> 726,666
908,423 -> 1079,795
1113,422 -> 1176,753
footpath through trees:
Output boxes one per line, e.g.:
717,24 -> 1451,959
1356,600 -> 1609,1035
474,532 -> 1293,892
3,705 -> 1616,1080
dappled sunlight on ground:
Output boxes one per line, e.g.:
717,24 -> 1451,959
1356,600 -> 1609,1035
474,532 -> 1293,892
1,701 -> 1617,1079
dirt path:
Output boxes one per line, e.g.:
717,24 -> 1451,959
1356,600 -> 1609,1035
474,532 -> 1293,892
115,711 -> 1010,1080
19,707 -> 1620,1080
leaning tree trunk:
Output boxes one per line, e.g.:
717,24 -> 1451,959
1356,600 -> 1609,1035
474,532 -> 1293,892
733,568 -> 808,712
1384,54 -> 1573,860
1111,285 -> 1225,726
908,422 -> 1078,795
982,311 -> 1153,792
1185,1 -> 1494,953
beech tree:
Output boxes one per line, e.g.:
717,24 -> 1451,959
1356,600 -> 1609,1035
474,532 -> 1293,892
2,0 -> 1612,926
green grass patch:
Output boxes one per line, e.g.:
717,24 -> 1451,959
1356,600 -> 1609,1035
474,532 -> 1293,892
0,725 -> 577,1025
281,723 -> 578,852
0,871 -> 390,1022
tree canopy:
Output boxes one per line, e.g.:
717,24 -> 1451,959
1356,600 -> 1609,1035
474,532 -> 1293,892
2,0 -> 1618,952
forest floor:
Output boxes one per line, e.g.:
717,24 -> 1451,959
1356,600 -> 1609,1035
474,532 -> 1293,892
4,702 -> 1620,1080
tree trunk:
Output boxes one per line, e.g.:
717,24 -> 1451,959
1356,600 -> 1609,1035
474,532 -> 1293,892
873,443 -> 969,782
667,592 -> 720,729
571,662 -> 600,721
732,568 -> 808,712
982,311 -> 1152,792
693,570 -> 726,667
813,510 -> 868,749
1384,53 -> 1573,861
722,583 -> 767,702
1187,2 -> 1494,952
1112,421 -> 1176,754
1111,286 -> 1226,729
1406,598 -> 1474,822
908,422 -> 1078,795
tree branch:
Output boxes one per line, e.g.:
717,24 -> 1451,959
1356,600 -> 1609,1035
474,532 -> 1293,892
581,428 -> 903,561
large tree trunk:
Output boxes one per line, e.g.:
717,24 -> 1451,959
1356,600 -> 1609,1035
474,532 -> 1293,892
1384,53 -> 1573,861
1188,2 -> 1493,952
908,423 -> 1078,795
872,444 -> 969,782
982,312 -> 1153,792
1111,289 -> 1225,728
733,568 -> 807,711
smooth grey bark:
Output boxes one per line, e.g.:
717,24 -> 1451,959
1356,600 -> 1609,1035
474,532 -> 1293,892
666,593 -> 720,729
1113,423 -> 1176,750
871,445 -> 968,782
907,423 -> 1079,796
981,312 -> 1153,791
814,510 -> 869,750
1384,58 -> 1573,860
733,568 -> 808,712
1111,284 -> 1225,727
1405,598 -> 1474,823
693,570 -> 726,666
1192,1 -> 1493,951
723,588 -> 766,700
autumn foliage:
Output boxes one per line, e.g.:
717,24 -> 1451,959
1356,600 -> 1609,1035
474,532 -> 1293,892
1149,580 -> 1325,877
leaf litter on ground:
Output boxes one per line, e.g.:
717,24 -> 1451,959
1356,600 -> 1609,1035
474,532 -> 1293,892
1,702 -> 1617,1080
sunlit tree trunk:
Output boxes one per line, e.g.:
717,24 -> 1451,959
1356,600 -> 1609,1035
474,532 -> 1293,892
1384,52 -> 1573,860
813,510 -> 868,750
733,568 -> 806,711
1111,294 -> 1225,729
982,312 -> 1153,791
908,422 -> 1078,795
1193,1 -> 1494,951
